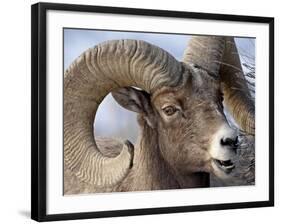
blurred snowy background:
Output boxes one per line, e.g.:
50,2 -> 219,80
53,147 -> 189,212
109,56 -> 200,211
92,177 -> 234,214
64,29 -> 255,144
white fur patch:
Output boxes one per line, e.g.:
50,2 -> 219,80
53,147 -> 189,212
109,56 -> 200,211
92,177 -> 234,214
209,124 -> 237,161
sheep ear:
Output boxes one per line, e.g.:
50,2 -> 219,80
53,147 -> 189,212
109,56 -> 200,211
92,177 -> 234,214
112,87 -> 152,115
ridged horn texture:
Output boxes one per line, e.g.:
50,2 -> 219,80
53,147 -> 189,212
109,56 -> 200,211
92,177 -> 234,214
183,36 -> 226,78
183,36 -> 254,135
219,37 -> 255,135
64,39 -> 183,187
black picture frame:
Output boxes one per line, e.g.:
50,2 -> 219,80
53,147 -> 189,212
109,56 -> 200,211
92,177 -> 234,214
31,2 -> 274,222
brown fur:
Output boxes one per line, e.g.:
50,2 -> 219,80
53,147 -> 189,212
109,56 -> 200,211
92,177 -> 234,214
64,65 -> 229,194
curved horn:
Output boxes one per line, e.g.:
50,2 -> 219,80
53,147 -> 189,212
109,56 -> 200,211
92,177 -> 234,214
64,40 -> 183,187
182,36 -> 254,135
219,37 -> 255,135
182,36 -> 226,77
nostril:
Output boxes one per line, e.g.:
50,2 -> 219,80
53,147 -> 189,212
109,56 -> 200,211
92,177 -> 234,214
220,136 -> 239,148
221,138 -> 232,146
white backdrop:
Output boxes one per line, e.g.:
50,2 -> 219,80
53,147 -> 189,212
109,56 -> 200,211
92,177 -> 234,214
0,0 -> 280,223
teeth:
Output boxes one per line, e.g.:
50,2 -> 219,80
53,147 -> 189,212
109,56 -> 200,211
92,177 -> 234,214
225,164 -> 235,169
215,159 -> 235,170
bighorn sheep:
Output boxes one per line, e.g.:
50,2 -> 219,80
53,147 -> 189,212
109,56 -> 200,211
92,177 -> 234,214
64,36 -> 254,194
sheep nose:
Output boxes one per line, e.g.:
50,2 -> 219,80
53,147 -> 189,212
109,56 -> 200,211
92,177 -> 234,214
220,136 -> 239,151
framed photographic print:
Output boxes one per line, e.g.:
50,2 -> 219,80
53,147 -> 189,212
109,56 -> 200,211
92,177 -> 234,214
31,2 -> 274,222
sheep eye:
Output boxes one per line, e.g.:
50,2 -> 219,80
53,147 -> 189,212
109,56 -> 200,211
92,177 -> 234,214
162,106 -> 178,116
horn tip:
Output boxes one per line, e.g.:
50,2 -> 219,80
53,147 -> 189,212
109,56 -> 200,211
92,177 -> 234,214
124,140 -> 134,168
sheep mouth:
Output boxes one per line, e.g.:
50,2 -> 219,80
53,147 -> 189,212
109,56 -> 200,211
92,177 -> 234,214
213,159 -> 235,174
